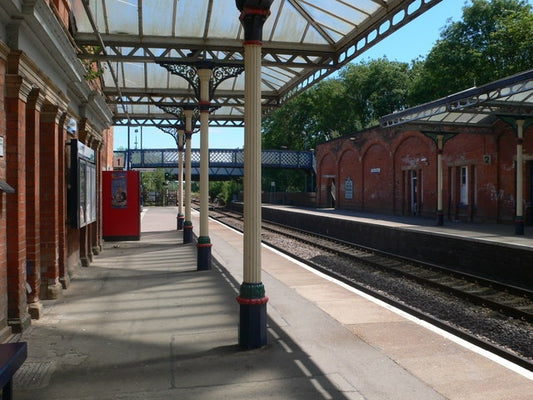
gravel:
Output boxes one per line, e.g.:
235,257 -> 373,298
261,230 -> 533,362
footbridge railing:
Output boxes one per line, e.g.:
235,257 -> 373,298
113,148 -> 315,178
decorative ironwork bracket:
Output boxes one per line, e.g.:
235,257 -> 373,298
157,61 -> 244,101
156,103 -> 202,133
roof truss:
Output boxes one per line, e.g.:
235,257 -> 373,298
71,0 -> 445,127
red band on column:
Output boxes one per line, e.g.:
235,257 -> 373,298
241,7 -> 271,17
243,40 -> 263,46
236,296 -> 269,305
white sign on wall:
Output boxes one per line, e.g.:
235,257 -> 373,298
345,177 -> 353,199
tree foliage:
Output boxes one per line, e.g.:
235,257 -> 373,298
409,0 -> 533,104
259,0 -> 533,192
209,180 -> 242,205
262,58 -> 410,151
340,59 -> 411,127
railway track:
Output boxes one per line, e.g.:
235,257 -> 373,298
208,207 -> 533,372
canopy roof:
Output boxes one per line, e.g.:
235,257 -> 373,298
380,69 -> 533,131
71,0 -> 443,127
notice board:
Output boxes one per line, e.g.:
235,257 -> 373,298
103,171 -> 140,241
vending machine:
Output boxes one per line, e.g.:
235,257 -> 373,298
103,171 -> 141,241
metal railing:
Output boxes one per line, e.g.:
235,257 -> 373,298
114,148 -> 314,173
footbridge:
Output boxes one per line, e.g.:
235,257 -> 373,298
113,148 -> 315,180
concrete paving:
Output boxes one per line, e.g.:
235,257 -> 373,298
12,206 -> 533,400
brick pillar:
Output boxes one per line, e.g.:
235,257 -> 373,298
57,113 -> 69,288
0,55 -> 13,341
40,103 -> 64,299
26,89 -> 44,319
5,73 -> 31,332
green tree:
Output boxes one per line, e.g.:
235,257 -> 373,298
409,0 -> 533,104
140,169 -> 166,204
209,180 -> 242,205
340,58 -> 411,127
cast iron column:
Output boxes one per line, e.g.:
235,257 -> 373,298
183,108 -> 194,244
177,129 -> 185,230
197,67 -> 213,270
501,116 -> 533,235
515,119 -> 525,235
436,135 -> 444,226
236,0 -> 273,350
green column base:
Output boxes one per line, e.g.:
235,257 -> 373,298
177,213 -> 185,230
236,282 -> 268,349
197,236 -> 212,270
183,221 -> 193,244
515,216 -> 525,235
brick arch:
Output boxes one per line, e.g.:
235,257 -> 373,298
337,147 -> 361,209
317,151 -> 338,207
393,132 -> 435,217
361,142 -> 393,213
497,129 -> 519,222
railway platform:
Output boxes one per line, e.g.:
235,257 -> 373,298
256,204 -> 533,291
13,207 -> 533,400
261,204 -> 533,248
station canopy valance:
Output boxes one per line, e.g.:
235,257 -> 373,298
70,0 -> 443,128
380,69 -> 533,131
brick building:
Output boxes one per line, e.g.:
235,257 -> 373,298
0,0 -> 113,340
316,70 -> 533,229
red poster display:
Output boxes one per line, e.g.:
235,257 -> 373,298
103,171 -> 141,241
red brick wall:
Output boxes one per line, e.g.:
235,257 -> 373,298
40,104 -> 60,296
0,55 -> 8,338
362,142 -> 393,213
25,91 -> 42,305
337,148 -> 361,209
393,132 -> 436,217
317,122 -> 533,224
5,78 -> 29,330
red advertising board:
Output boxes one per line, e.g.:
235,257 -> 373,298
103,171 -> 141,240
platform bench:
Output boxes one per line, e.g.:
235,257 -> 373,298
0,342 -> 27,400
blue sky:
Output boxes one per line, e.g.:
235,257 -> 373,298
113,0 -> 468,151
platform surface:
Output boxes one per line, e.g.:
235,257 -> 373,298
262,204 -> 533,249
12,206 -> 533,400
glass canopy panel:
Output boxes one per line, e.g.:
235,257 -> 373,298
167,71 -> 194,91
121,62 -> 145,88
147,63 -> 169,88
142,0 -> 174,36
105,0 -> 139,35
300,4 -> 359,37
262,67 -> 295,89
210,0 -> 243,39
130,104 -> 150,114
69,0 -> 452,126
71,0 -> 91,31
266,2 -> 317,44
175,0 -> 209,38
216,76 -> 241,92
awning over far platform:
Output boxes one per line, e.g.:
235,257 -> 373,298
380,69 -> 533,129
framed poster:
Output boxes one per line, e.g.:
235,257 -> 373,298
111,172 -> 128,208
70,139 -> 97,228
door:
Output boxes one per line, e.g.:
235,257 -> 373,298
459,166 -> 469,206
411,170 -> 418,215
